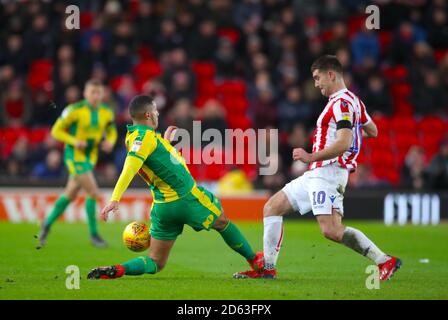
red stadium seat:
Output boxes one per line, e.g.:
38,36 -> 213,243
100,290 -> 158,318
28,127 -> 50,145
383,65 -> 409,82
390,83 -> 412,98
434,49 -> 448,63
197,81 -> 218,96
221,98 -> 248,112
378,31 -> 392,53
390,116 -> 417,134
418,116 -> 446,133
192,62 -> 216,79
217,80 -> 247,98
217,28 -> 240,44
133,60 -> 162,80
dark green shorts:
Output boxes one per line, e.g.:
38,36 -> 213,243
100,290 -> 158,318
149,185 -> 223,240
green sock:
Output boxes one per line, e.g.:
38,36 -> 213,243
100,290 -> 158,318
45,195 -> 71,227
218,222 -> 256,260
121,256 -> 158,275
85,197 -> 98,236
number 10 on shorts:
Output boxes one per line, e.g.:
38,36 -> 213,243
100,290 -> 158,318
312,191 -> 326,206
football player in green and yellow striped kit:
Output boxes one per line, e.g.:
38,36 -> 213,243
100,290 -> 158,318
37,80 -> 117,248
87,95 -> 264,279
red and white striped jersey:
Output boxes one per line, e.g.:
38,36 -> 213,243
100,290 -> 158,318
309,88 -> 372,171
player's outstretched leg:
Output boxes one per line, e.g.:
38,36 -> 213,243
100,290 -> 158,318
317,210 -> 402,281
212,213 -> 264,274
88,239 -> 175,279
36,177 -> 80,248
233,190 -> 294,279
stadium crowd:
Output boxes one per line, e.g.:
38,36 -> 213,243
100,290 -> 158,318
0,0 -> 447,192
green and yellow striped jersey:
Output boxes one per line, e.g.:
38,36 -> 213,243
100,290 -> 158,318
125,124 -> 195,203
51,99 -> 117,166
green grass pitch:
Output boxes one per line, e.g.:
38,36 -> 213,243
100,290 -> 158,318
0,221 -> 447,300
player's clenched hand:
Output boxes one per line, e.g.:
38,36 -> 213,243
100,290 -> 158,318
292,148 -> 313,163
101,141 -> 114,153
100,201 -> 119,222
164,126 -> 178,142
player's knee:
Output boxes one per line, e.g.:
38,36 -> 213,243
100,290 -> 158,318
263,199 -> 280,217
213,214 -> 229,231
65,191 -> 78,202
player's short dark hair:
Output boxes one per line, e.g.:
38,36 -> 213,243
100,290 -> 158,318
129,95 -> 156,119
85,79 -> 103,88
311,55 -> 343,75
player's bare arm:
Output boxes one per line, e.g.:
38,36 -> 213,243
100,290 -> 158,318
293,128 -> 353,163
362,120 -> 378,139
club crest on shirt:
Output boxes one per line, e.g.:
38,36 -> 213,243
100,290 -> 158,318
131,140 -> 142,152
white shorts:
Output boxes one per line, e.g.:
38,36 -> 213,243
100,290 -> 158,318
282,164 -> 349,216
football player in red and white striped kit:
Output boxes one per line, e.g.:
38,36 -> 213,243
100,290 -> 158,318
235,55 -> 401,280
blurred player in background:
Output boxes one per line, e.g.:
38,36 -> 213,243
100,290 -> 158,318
87,95 -> 263,279
235,55 -> 402,280
37,80 -> 117,248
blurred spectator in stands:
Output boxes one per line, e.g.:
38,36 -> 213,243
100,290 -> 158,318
99,162 -> 119,184
389,21 -> 426,65
109,43 -> 133,77
0,65 -> 16,95
200,99 -> 228,139
279,123 -> 308,172
320,0 -> 348,28
141,79 -> 168,113
112,21 -> 135,51
189,19 -> 218,61
54,62 -> 78,108
412,70 -> 448,116
7,136 -> 31,176
351,27 -> 379,67
177,9 -> 195,45
439,54 -> 448,92
56,44 -> 75,65
0,34 -> 28,75
215,38 -> 239,79
250,87 -> 277,129
114,75 -> 137,116
135,0 -> 159,45
426,9 -> 448,49
64,85 -> 82,105
29,132 -> 61,165
23,14 -> 53,61
247,70 -> 274,101
30,89 -> 58,127
31,149 -> 64,180
278,87 -> 312,132
155,18 -> 184,55
163,48 -> 195,99
401,145 -> 427,190
409,41 -> 437,85
325,21 -> 349,54
255,154 -> 286,194
348,164 -> 388,189
0,81 -> 31,127
426,138 -> 448,190
362,74 -> 393,116
169,98 -> 195,134
233,0 -> 263,29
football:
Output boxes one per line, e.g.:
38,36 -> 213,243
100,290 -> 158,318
122,221 -> 151,252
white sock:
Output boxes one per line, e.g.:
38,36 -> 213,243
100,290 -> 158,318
342,226 -> 389,264
263,216 -> 284,270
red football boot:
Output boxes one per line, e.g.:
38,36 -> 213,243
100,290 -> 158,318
378,256 -> 402,281
87,265 -> 125,280
233,268 -> 277,279
247,251 -> 264,272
